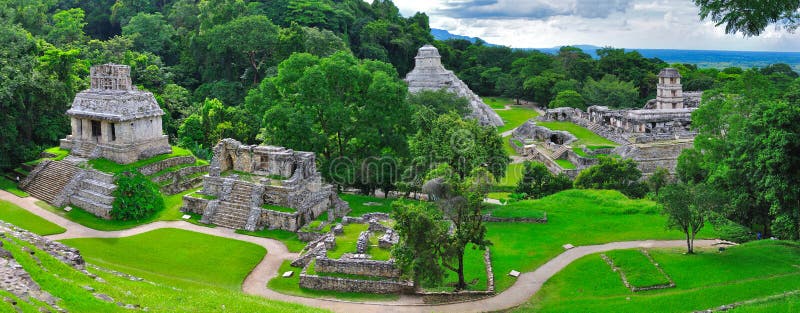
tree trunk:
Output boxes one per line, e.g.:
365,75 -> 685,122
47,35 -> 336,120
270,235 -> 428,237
686,232 -> 693,254
248,51 -> 259,85
456,252 -> 466,290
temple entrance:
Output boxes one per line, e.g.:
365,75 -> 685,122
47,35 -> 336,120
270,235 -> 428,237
91,120 -> 101,142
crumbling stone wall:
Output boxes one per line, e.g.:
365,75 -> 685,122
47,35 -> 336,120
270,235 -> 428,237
315,257 -> 401,278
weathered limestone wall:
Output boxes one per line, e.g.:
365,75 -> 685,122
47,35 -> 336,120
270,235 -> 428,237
299,273 -> 414,294
613,141 -> 693,175
181,196 -> 209,215
138,156 -> 196,176
315,257 -> 400,278
259,209 -> 299,231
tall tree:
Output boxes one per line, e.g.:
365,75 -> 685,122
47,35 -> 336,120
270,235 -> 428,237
659,182 -> 722,253
694,0 -> 800,36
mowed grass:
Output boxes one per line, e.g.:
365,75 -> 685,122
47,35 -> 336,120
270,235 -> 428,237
0,177 -> 28,197
236,228 -> 306,253
517,241 -> 800,313
606,249 -> 671,288
327,223 -> 369,259
60,228 -> 266,289
0,200 -> 65,235
485,189 -> 717,292
496,107 -> 540,133
730,293 -> 800,312
340,193 -> 395,216
498,163 -> 524,188
35,188 -> 198,231
484,97 -> 514,109
536,121 -> 618,148
4,231 -> 324,313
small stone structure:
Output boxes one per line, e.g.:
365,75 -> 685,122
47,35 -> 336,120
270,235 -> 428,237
60,64 -> 171,164
513,68 -> 701,176
405,45 -> 504,127
182,138 -> 349,231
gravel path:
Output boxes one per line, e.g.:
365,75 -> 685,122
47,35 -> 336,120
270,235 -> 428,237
0,190 -> 716,312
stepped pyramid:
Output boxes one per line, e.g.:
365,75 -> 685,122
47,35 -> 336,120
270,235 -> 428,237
405,45 -> 504,127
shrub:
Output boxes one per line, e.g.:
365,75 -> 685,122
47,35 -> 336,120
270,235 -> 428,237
111,171 -> 164,220
771,214 -> 799,240
515,162 -> 572,199
574,156 -> 647,198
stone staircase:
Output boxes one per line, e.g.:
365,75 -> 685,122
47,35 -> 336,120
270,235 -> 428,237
22,161 -> 80,204
69,171 -> 116,219
551,145 -> 570,160
211,182 -> 255,229
72,142 -> 96,158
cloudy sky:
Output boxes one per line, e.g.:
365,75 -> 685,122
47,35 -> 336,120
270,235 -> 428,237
393,0 -> 800,51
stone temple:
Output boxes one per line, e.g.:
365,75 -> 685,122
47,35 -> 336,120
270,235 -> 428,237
181,139 -> 349,231
405,45 -> 504,127
511,67 -> 702,177
59,64 -> 171,164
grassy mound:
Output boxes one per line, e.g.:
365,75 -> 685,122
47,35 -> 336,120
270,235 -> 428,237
496,107 -> 540,133
536,121 -> 618,148
517,240 -> 800,313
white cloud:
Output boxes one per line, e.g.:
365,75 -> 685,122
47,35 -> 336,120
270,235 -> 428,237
392,0 -> 800,51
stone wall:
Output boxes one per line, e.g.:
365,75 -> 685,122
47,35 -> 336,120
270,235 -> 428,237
315,257 -> 401,278
259,209 -> 299,232
482,213 -> 547,223
181,196 -> 209,215
613,140 -> 693,175
299,273 -> 414,294
138,156 -> 196,176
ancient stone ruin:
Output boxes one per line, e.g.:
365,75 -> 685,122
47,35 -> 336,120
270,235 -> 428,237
60,64 -> 171,164
405,45 -> 504,127
181,138 -> 349,231
21,64 -> 200,219
512,68 -> 701,177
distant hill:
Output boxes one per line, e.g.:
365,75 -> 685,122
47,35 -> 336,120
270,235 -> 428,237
430,29 -> 800,71
431,28 -> 496,46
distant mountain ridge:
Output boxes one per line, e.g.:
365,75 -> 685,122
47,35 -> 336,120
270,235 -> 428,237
430,29 -> 800,71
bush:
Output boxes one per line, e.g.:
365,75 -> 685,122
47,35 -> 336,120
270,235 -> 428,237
549,90 -> 586,110
111,171 -> 164,220
515,162 -> 572,199
771,214 -> 799,240
574,156 -> 647,198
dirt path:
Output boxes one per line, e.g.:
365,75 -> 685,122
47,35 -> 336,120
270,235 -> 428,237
0,190 -> 717,312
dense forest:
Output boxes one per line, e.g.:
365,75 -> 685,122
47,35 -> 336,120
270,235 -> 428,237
1,0 -> 799,211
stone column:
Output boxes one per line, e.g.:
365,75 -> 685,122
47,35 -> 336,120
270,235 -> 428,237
100,121 -> 109,143
81,119 -> 92,140
71,117 -> 80,138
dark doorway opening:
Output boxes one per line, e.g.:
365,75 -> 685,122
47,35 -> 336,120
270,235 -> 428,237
91,120 -> 102,138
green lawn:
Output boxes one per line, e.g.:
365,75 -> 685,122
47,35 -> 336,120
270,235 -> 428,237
367,232 -> 392,261
555,159 -> 576,169
88,146 -> 195,174
0,177 -> 28,197
61,228 -> 266,290
327,223 -> 369,259
496,107 -> 540,133
516,241 -> 800,313
340,194 -> 395,216
34,188 -> 199,231
3,230 -> 323,313
267,260 -> 398,301
605,249 -> 671,288
236,228 -> 306,253
497,163 -> 524,188
262,203 -> 296,213
536,121 -> 618,148
503,135 -> 520,156
484,97 -> 514,109
731,293 -> 800,312
484,189 -> 717,292
0,200 -> 65,235
431,244 -> 490,292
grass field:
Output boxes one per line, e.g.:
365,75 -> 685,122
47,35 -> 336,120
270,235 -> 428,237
503,135 -> 520,156
0,200 -> 65,235
497,163 -> 524,188
0,177 -> 28,197
730,293 -> 800,312
61,228 -> 265,290
555,159 -> 576,169
35,188 -> 198,231
605,249 -> 671,288
4,230 -> 323,313
516,241 -> 800,312
536,121 -> 618,148
496,107 -> 540,133
236,228 -> 307,253
327,223 -> 369,259
484,97 -> 514,109
483,189 -> 716,292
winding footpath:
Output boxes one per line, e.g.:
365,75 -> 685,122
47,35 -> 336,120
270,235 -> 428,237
0,190 -> 716,312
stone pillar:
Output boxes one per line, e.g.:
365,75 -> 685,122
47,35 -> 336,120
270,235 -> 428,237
101,121 -> 110,143
81,119 -> 92,140
71,117 -> 80,138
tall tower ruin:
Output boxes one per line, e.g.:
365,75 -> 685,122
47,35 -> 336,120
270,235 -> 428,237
656,68 -> 683,110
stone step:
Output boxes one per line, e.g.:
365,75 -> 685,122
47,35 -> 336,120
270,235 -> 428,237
81,179 -> 117,194
70,195 -> 112,219
23,161 -> 80,205
75,189 -> 115,205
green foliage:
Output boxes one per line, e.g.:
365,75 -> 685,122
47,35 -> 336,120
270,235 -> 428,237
647,167 -> 671,196
694,0 -> 800,36
111,171 -> 164,221
515,161 -> 572,199
392,201 -> 448,286
549,90 -> 586,110
659,182 -> 723,253
407,89 -> 470,116
582,74 -> 640,108
574,156 -> 648,198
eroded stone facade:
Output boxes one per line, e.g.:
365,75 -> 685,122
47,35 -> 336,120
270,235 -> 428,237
60,64 -> 171,164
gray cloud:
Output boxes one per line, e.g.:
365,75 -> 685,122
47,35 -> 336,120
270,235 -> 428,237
436,0 -> 632,20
